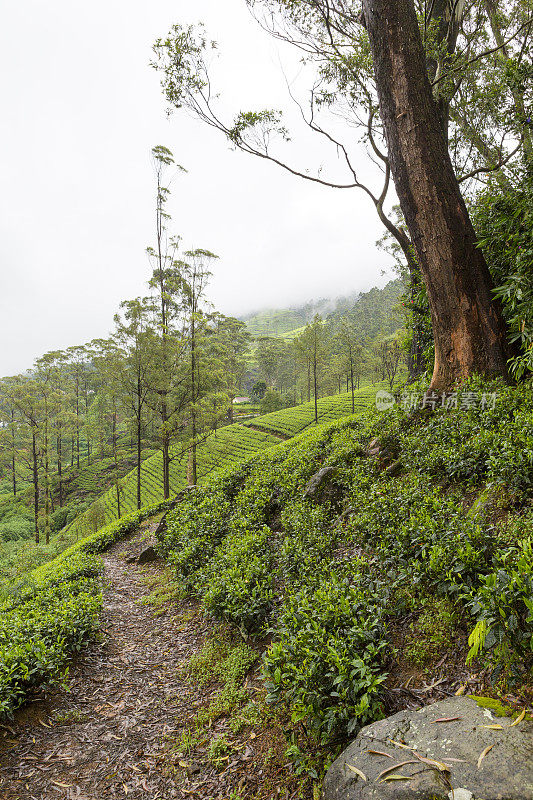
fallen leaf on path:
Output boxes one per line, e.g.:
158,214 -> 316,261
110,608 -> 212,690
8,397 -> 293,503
455,685 -> 467,696
347,764 -> 367,781
367,749 -> 393,758
388,739 -> 415,750
377,760 -> 417,780
413,752 -> 450,772
380,775 -> 412,782
510,709 -> 526,727
51,782 -> 73,788
431,716 -> 462,723
421,678 -> 447,692
477,744 -> 493,768
482,724 -> 503,730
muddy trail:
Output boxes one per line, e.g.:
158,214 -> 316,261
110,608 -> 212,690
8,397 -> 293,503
0,528 -> 277,800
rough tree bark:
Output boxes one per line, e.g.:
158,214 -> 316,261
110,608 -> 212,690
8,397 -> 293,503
362,0 -> 512,391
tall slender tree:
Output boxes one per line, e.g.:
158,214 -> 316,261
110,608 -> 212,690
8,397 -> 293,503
180,248 -> 218,485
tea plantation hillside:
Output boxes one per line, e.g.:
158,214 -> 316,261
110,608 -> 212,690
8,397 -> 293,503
67,386 -> 385,539
0,384 -> 384,715
244,385 -> 382,437
241,291 -> 360,337
0,435 -> 157,547
0,385 -> 384,584
2,377 -> 532,800
155,377 -> 533,789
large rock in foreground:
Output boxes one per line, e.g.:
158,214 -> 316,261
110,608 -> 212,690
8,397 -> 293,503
323,697 -> 533,800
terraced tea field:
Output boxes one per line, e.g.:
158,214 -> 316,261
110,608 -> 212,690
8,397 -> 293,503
244,383 -> 385,438
68,425 -> 280,538
67,384 -> 383,539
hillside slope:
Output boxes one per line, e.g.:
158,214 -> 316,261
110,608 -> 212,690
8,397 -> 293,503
1,377 -> 532,800
242,292 -> 360,337
68,386 -> 383,539
0,386 -> 383,582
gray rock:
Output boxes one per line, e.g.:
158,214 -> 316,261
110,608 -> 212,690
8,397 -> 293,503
153,512 -> 168,539
303,466 -> 340,503
468,482 -> 516,521
383,459 -> 403,477
323,697 -> 533,800
137,545 -> 159,564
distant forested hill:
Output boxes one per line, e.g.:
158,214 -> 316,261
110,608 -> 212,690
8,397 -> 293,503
242,291 -> 361,337
328,279 -> 404,340
242,280 -> 403,341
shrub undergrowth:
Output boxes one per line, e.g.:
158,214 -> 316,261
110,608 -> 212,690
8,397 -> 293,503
158,377 -> 533,749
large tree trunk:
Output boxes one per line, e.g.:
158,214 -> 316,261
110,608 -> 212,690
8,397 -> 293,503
362,0 -> 512,391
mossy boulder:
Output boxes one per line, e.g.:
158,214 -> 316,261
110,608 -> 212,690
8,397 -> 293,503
323,696 -> 533,799
468,482 -> 516,521
303,466 -> 342,504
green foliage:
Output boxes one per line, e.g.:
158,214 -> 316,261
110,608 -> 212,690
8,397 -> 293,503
160,376 -> 533,745
187,631 -> 257,687
0,580 -> 101,719
158,489 -> 232,581
184,631 -> 258,732
467,534 -> 533,670
68,422 -> 281,540
260,389 -> 285,414
404,598 -> 457,667
202,527 -> 275,633
207,733 -> 232,762
399,378 -> 533,490
246,385 -> 384,438
473,169 -> 533,377
0,518 -> 34,543
263,575 -> 388,743
335,280 -> 404,341
251,380 -> 267,401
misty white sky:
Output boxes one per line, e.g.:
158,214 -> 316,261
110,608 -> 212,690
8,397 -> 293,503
0,0 -> 396,376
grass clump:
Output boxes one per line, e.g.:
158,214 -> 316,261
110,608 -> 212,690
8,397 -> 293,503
52,708 -> 88,725
404,598 -> 458,667
207,733 -> 232,763
186,630 -> 258,725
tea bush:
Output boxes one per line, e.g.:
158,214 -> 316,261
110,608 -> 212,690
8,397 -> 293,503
202,527 -> 275,632
160,377 -> 533,745
263,574 -> 388,742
